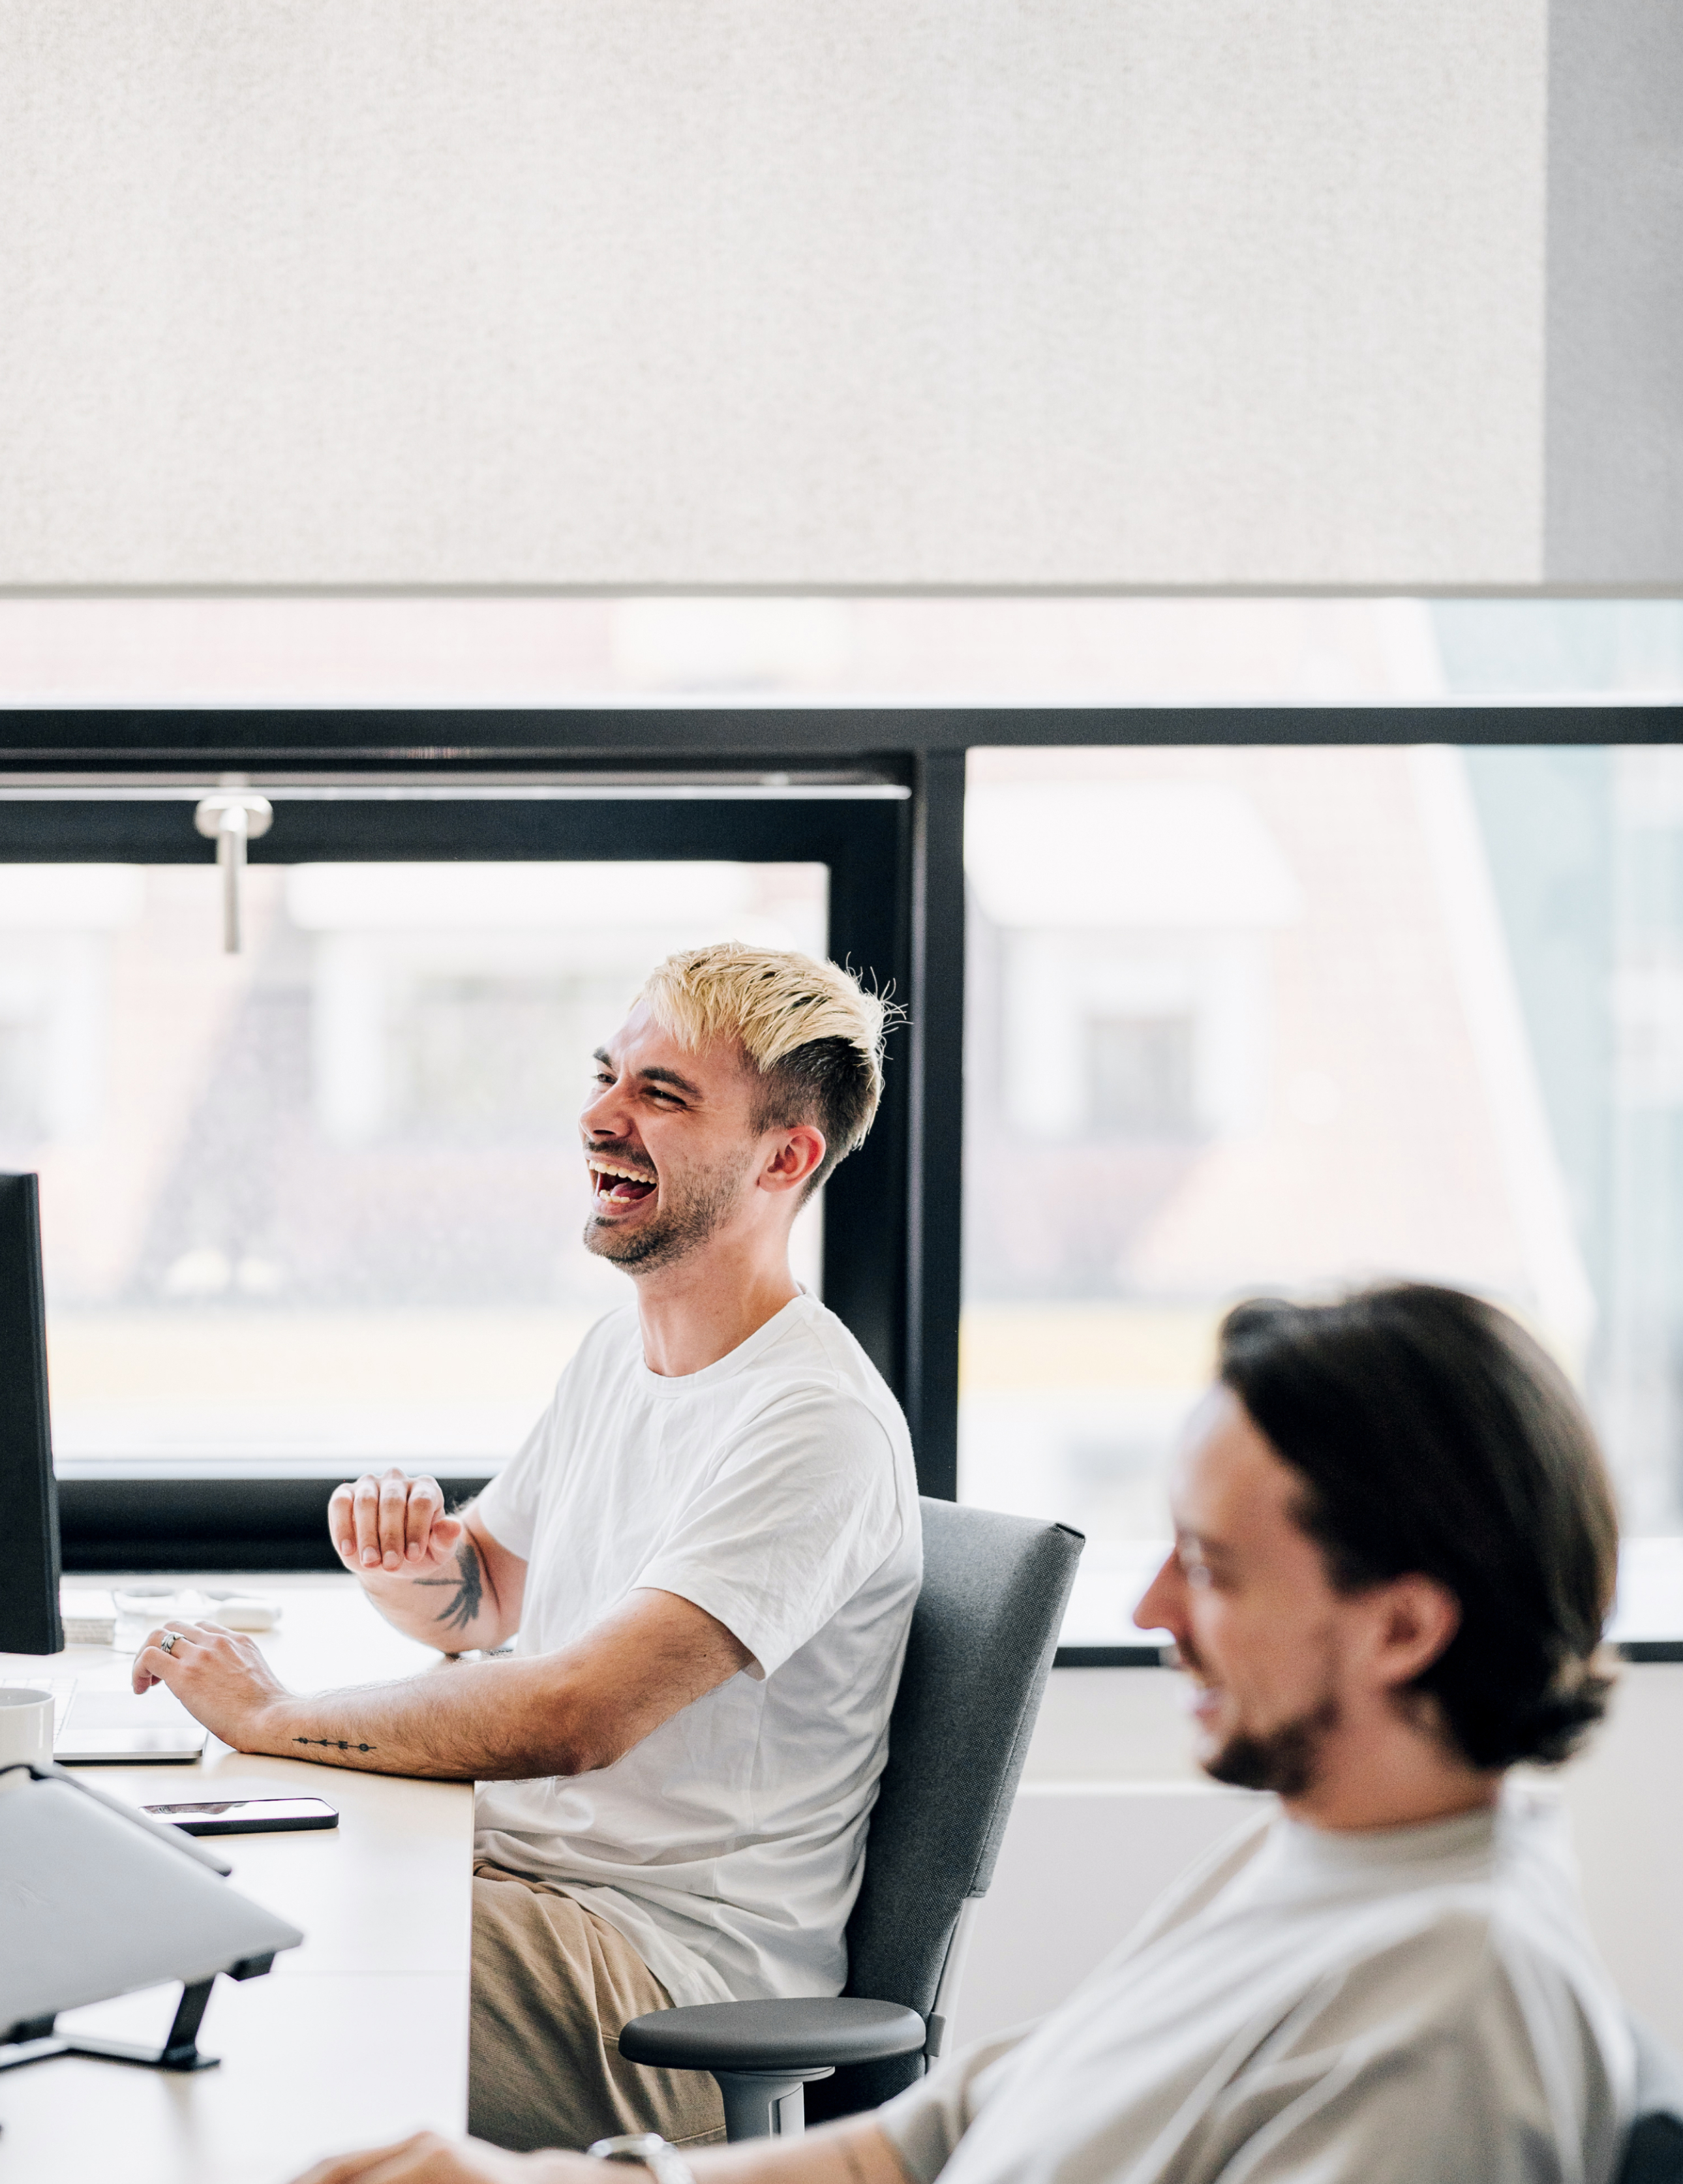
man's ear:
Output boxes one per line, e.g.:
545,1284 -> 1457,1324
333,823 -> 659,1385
761,1124 -> 826,1193
1371,1573 -> 1461,1691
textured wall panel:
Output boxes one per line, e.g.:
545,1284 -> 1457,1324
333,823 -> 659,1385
1545,1 -> 1683,586
0,2 -> 1547,588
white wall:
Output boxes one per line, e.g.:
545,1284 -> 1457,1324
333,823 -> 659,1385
956,1664 -> 1683,2054
0,1 -> 1548,588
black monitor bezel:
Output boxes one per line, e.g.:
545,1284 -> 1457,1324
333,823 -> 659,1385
0,1172 -> 63,1655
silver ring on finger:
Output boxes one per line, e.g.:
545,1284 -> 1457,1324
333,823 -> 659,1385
159,1630 -> 179,1654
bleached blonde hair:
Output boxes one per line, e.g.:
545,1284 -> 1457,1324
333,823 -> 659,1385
638,942 -> 892,1189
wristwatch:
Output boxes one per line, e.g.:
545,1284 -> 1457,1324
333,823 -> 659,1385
587,2133 -> 699,2184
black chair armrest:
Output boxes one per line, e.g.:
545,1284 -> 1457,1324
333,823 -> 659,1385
1620,2113 -> 1683,2184
620,1998 -> 925,2075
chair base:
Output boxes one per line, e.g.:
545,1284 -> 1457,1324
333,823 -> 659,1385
714,2065 -> 834,2140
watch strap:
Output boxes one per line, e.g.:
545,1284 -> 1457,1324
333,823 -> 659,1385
587,2132 -> 699,2184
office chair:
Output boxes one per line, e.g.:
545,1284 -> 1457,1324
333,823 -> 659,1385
1622,2017 -> 1683,2184
619,1498 -> 1084,2140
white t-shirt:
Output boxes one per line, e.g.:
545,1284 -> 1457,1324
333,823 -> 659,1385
472,1291 -> 922,2010
882,1788 -> 1634,2184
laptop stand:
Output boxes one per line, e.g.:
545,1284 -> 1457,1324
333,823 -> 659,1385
1,1976 -> 220,2073
0,1955 -> 274,2077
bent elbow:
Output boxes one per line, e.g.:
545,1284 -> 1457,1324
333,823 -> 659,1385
546,1729 -> 621,1778
504,1706 -> 622,1780
483,1686 -> 627,1781
547,1699 -> 637,1778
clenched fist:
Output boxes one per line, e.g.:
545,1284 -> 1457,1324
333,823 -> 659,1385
329,1466 -> 464,1576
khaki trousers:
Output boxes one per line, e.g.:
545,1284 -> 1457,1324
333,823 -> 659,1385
469,1861 -> 728,2154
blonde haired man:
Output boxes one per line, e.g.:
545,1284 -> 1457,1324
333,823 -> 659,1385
132,945 -> 922,2157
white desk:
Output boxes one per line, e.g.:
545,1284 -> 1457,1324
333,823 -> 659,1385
0,1577 -> 475,2184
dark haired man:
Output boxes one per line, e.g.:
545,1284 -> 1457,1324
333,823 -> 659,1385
132,946 -> 921,2158
291,1283 -> 1636,2184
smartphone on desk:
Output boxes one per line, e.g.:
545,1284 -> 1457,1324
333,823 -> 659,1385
142,1794 -> 339,1837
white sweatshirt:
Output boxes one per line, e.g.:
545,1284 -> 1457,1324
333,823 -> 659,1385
881,1789 -> 1633,2184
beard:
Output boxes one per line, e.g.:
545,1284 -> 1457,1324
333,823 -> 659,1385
1201,1694 -> 1342,1797
1177,1633 -> 1342,1798
583,1140 -> 753,1275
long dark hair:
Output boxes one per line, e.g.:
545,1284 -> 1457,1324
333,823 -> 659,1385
1217,1283 -> 1619,1770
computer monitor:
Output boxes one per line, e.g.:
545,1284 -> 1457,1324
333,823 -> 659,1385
0,1174 -> 63,1655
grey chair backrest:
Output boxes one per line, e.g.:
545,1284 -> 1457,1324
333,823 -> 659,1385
1621,2017 -> 1683,2184
807,1496 -> 1084,2121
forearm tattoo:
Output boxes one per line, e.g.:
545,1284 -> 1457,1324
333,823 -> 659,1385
416,1538 -> 484,1633
295,1736 -> 377,1753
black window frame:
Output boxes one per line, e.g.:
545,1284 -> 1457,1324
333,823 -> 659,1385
5,703 -> 1679,1622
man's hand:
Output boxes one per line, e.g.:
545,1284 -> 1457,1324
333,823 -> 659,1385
326,1478 -> 521,1656
287,2117 -> 903,2184
331,1467 -> 464,1577
288,2131 -> 583,2182
131,1619 -> 295,1753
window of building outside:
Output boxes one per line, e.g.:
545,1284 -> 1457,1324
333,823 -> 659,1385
961,740 -> 1683,1644
10,860 -> 826,1477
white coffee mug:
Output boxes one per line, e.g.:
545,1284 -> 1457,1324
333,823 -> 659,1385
0,1688 -> 54,1768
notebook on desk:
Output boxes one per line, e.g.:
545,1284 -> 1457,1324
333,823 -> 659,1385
1,1676 -> 208,1764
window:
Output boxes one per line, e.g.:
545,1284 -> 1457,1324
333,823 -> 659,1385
10,621 -> 1679,1603
23,860 -> 825,1472
960,742 -> 1683,1646
0,774 -> 912,1569
1088,1016 -> 1196,1138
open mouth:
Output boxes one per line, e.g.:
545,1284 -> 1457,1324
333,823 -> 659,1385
588,1157 -> 658,1211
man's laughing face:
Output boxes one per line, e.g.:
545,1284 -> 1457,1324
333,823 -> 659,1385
580,1003 -> 756,1275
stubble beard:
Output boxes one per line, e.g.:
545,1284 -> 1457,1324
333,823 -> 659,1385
583,1143 -> 753,1276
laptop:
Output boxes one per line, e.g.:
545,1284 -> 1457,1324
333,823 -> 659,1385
0,1765 -> 301,2044
1,1675 -> 209,1764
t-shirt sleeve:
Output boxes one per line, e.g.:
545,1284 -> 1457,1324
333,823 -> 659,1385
635,1385 -> 907,1676
877,2030 -> 1036,2184
473,1382 -> 567,1562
